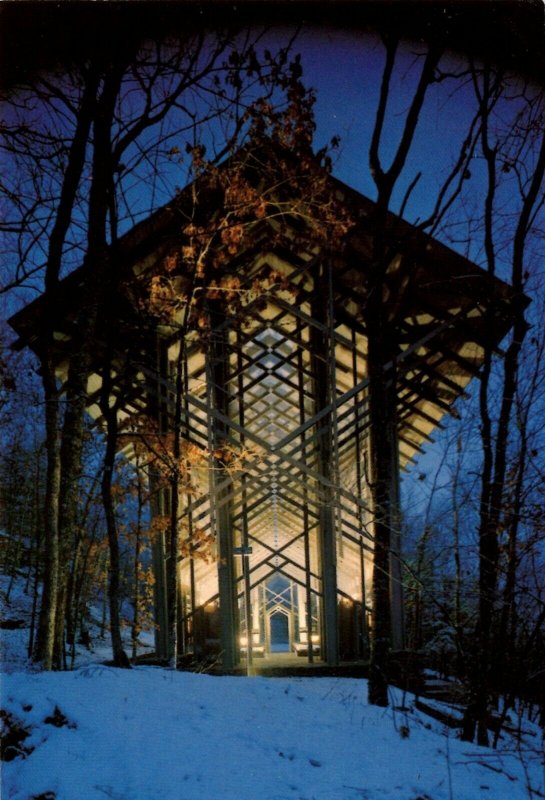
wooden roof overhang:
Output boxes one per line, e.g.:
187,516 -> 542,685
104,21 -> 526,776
8,160 -> 522,472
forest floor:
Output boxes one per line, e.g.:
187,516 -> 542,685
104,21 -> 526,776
1,574 -> 544,800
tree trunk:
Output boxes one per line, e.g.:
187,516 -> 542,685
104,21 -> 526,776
365,37 -> 441,706
32,66 -> 99,669
54,373 -> 89,668
366,302 -> 398,707
132,469 -> 144,662
101,400 -> 130,668
83,59 -> 132,667
28,484 -> 43,660
33,364 -> 61,669
462,79 -> 545,744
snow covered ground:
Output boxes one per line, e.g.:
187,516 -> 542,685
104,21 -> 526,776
2,578 -> 544,800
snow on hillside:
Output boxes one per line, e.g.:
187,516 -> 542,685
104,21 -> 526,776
3,668 -> 545,800
2,579 -> 544,800
0,573 -> 154,675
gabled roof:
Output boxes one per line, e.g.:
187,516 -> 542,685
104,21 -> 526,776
8,146 -> 523,466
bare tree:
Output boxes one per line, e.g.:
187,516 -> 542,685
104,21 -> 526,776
459,69 -> 545,744
1,25 -> 301,668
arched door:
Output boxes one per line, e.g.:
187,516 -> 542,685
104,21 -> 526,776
269,609 -> 290,652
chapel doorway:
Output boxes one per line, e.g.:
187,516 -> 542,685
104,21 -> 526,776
269,609 -> 290,652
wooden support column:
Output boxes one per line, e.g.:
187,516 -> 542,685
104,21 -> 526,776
297,323 -> 314,664
149,337 -> 169,660
352,328 -> 370,658
207,307 -> 238,671
311,264 -> 338,666
150,476 -> 169,660
237,333 -> 253,673
389,434 -> 405,651
185,496 -> 197,653
183,347 -> 197,656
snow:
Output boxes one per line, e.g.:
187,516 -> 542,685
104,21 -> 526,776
2,668 -> 544,800
2,580 -> 544,800
0,574 -> 155,675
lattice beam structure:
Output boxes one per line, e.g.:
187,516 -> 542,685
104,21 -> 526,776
162,261 -> 374,668
9,158 -> 520,671
134,237 -> 513,669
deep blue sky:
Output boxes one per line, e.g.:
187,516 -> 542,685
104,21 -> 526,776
2,24 -> 535,314
3,24 -> 541,506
